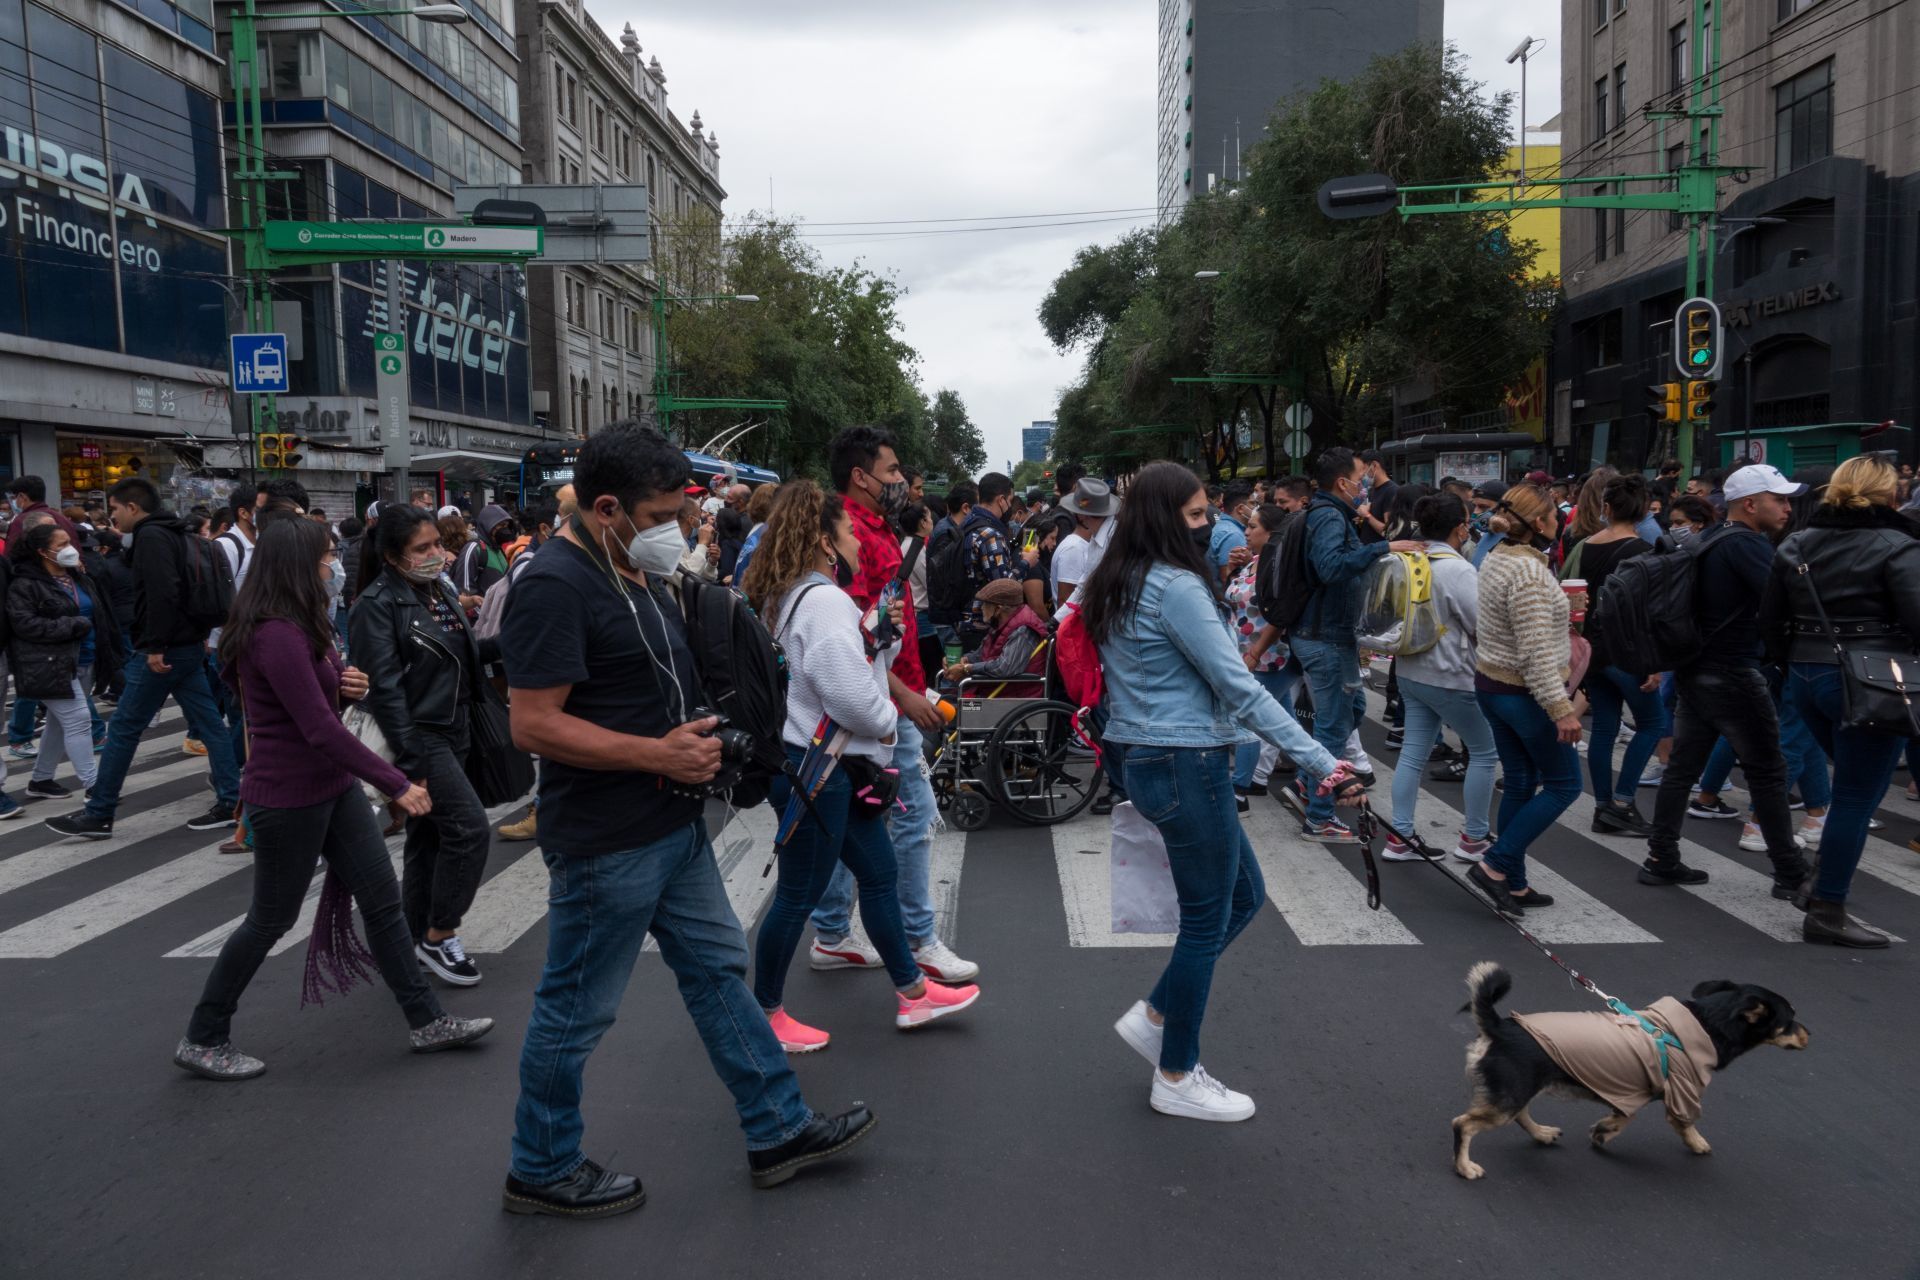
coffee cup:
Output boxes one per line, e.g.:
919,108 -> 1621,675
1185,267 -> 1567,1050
1562,578 -> 1588,623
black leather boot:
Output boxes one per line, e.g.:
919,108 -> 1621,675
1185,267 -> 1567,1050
502,1159 -> 644,1218
1803,899 -> 1890,949
749,1105 -> 877,1189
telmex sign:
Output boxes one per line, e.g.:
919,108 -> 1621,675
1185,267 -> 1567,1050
0,124 -> 162,226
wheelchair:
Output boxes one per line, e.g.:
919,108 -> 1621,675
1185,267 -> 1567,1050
925,639 -> 1101,831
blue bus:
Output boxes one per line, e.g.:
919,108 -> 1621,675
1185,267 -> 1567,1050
519,444 -> 780,505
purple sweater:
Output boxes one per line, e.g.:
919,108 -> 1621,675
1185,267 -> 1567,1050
233,619 -> 410,808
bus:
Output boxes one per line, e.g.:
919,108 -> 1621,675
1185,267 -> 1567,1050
519,444 -> 781,506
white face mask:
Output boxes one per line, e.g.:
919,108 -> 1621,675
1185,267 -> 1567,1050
611,514 -> 687,578
53,546 -> 81,569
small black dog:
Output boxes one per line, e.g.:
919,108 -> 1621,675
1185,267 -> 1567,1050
1452,961 -> 1809,1180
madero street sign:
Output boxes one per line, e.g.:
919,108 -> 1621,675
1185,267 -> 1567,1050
262,222 -> 544,257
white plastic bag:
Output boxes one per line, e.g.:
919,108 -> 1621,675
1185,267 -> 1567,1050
1110,801 -> 1180,934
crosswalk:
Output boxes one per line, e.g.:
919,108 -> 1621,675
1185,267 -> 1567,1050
3,690 -> 1918,965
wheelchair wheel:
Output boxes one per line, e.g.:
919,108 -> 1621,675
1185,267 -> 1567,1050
983,700 -> 1100,826
952,789 -> 991,832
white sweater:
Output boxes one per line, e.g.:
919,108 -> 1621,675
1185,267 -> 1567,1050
772,575 -> 898,763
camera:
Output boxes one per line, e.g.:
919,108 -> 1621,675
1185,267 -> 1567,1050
669,710 -> 762,802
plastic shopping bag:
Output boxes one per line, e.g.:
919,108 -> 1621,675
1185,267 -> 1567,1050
1110,801 -> 1180,934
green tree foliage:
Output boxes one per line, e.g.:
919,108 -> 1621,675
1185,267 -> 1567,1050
926,388 -> 987,482
1039,43 -> 1551,476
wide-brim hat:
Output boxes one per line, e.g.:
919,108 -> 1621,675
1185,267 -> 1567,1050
1060,476 -> 1116,518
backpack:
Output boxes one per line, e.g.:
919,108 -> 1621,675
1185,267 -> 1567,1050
216,529 -> 253,586
1353,550 -> 1452,656
178,526 -> 236,630
1260,507 -> 1318,634
678,573 -> 794,809
1588,526 -> 1733,677
1053,606 -> 1103,711
926,523 -> 971,615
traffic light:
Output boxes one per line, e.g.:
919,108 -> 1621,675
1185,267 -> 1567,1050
1647,382 -> 1683,425
1673,296 -> 1723,380
256,433 -> 304,469
1686,380 -> 1717,424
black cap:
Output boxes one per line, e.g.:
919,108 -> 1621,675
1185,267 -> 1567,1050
1473,479 -> 1506,501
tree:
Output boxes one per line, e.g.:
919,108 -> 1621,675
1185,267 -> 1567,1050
926,388 -> 986,481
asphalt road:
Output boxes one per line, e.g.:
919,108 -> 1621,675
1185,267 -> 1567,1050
5,704 -> 1918,1280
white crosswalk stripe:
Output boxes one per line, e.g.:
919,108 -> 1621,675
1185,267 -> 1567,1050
0,835 -> 248,957
1240,802 -> 1421,945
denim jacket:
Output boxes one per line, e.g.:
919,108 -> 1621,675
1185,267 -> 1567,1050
1296,490 -> 1384,642
1100,562 -> 1338,775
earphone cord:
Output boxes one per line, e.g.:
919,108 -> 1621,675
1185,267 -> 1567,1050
568,513 -> 688,725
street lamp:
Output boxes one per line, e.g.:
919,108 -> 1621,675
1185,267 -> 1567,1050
1194,270 -> 1221,280
1506,36 -> 1545,187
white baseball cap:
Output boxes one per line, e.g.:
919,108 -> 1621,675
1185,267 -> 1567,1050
437,504 -> 462,519
1722,464 -> 1807,501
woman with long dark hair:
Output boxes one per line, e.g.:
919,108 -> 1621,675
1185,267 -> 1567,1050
175,519 -> 491,1080
1577,473 -> 1667,836
6,522 -> 121,800
742,480 -> 979,1052
1083,461 -> 1359,1122
351,505 -> 500,987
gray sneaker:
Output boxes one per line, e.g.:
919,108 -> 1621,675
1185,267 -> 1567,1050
173,1037 -> 267,1081
409,1014 -> 495,1054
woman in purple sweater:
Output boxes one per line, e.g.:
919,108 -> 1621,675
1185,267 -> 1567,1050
174,519 -> 494,1081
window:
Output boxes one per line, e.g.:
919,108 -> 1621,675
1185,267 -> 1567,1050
1593,311 -> 1623,367
591,102 -> 605,154
1592,75 -> 1609,141
565,277 -> 588,329
600,294 -> 616,337
1669,21 -> 1689,94
1593,0 -> 1609,27
1778,0 -> 1821,19
1667,142 -> 1687,231
1775,61 -> 1833,173
1592,189 -> 1611,263
1612,63 -> 1627,130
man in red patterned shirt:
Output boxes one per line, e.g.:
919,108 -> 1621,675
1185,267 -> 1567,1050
806,426 -> 980,983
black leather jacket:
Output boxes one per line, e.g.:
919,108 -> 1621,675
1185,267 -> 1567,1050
348,567 -> 499,773
1767,504 -> 1920,664
6,562 -> 125,700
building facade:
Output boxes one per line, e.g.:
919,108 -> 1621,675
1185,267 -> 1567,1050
1556,0 -> 1920,473
1157,0 -> 1444,216
514,0 -> 724,441
1023,420 -> 1054,463
0,0 -> 234,506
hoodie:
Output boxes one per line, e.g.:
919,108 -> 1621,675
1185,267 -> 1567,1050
126,510 -> 209,652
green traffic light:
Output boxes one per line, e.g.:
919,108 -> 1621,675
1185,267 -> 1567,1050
1690,350 -> 1711,365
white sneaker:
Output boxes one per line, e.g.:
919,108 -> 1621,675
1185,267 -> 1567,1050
1739,823 -> 1807,853
1114,1000 -> 1162,1067
1638,761 -> 1667,788
911,937 -> 980,983
808,935 -> 882,971
1799,816 -> 1826,850
1150,1064 -> 1255,1122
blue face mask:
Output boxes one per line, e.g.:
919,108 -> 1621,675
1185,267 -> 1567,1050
1469,511 -> 1491,536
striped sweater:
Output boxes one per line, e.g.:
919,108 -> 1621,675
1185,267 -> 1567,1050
1475,541 -> 1574,720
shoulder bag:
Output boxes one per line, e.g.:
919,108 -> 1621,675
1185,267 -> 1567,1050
1792,556 -> 1920,737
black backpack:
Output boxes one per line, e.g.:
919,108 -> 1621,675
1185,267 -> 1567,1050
178,526 -> 236,630
1589,526 -> 1734,677
926,522 -> 971,616
1260,506 -> 1318,634
678,573 -> 793,809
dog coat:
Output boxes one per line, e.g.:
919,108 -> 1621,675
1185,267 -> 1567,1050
1511,997 -> 1717,1123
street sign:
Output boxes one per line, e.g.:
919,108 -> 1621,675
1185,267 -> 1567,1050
263,221 -> 543,257
374,330 -> 409,470
1283,402 -> 1313,432
230,333 -> 289,394
1282,428 -> 1312,459
1317,173 -> 1399,220
454,184 -> 651,264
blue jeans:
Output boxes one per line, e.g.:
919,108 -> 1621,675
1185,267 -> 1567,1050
510,822 -> 813,1184
1292,637 -> 1366,824
1789,663 -> 1903,904
204,653 -> 246,778
7,695 -> 36,746
86,645 -> 240,818
1586,666 -> 1669,803
1475,691 -> 1581,892
759,750 -> 921,1007
1233,667 -> 1302,788
1393,678 -> 1495,840
810,716 -> 938,945
1120,743 -> 1265,1074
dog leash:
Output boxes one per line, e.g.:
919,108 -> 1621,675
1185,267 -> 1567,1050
1407,841 -> 1682,1077
1349,798 -> 1382,911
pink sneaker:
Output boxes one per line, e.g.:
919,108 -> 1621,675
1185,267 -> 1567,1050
895,981 -> 980,1029
767,1007 -> 830,1054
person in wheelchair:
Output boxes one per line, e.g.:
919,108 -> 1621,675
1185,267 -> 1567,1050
942,578 -> 1049,688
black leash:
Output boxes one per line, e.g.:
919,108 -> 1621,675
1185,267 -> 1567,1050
1349,798 -> 1382,911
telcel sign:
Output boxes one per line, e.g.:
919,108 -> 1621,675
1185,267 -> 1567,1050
263,222 -> 543,257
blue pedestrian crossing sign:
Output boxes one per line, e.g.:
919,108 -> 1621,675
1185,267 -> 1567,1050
230,333 -> 290,394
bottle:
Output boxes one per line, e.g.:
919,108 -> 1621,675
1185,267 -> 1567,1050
924,688 -> 958,724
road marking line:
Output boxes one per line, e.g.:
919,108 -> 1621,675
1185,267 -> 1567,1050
1052,817 -> 1172,948
643,805 -> 781,954
0,839 -> 248,957
0,790 -> 252,898
1239,802 -> 1422,945
458,850 -> 551,954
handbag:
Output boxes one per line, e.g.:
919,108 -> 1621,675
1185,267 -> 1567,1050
1792,558 -> 1920,736
341,701 -> 399,805
1109,800 -> 1179,935
464,680 -> 536,806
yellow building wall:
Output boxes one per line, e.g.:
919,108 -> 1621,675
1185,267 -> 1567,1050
1487,143 -> 1559,440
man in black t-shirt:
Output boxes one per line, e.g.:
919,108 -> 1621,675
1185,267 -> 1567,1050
498,423 -> 874,1219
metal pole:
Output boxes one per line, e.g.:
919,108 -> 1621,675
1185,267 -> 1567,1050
1517,49 -> 1528,187
1744,347 -> 1754,463
385,261 -> 410,502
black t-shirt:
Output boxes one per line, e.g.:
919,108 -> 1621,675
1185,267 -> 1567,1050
500,537 -> 704,856
1693,524 -> 1775,669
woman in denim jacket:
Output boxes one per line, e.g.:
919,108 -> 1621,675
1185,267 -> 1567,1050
1082,462 -> 1363,1122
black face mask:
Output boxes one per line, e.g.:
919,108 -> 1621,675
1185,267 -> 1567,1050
1190,522 -> 1214,556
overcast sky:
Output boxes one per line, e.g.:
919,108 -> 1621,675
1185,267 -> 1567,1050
606,0 -> 1564,471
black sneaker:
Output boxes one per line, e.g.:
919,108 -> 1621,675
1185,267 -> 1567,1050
185,803 -> 237,831
1687,797 -> 1739,820
748,1104 -> 877,1189
1240,782 -> 1268,797
1431,757 -> 1468,783
23,778 -> 70,800
502,1159 -> 645,1218
1591,800 -> 1654,837
44,811 -> 112,840
417,936 -> 482,986
1638,860 -> 1710,886
1466,863 -> 1523,916
1787,793 -> 1805,811
1384,728 -> 1405,751
1091,790 -> 1115,816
